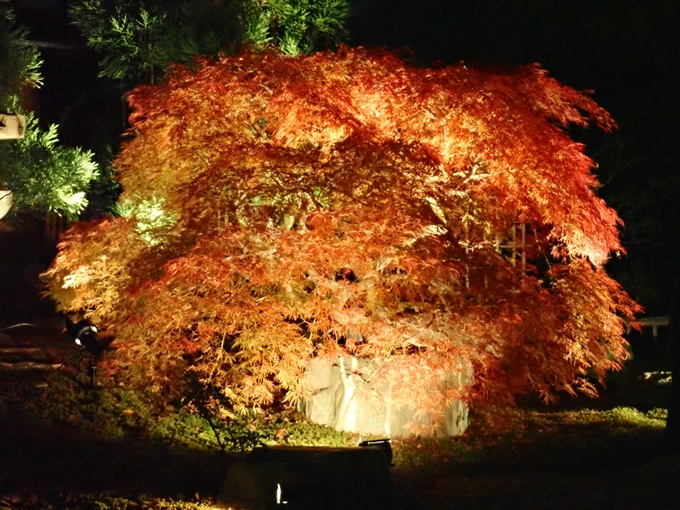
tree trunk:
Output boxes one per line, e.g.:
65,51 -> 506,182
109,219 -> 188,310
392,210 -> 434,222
664,275 -> 680,449
336,356 -> 358,432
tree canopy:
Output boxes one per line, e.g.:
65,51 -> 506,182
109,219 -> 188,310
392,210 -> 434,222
45,47 -> 639,417
0,3 -> 98,218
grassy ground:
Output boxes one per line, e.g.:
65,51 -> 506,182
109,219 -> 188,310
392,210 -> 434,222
2,404 -> 677,509
1,318 -> 678,509
391,407 -> 677,509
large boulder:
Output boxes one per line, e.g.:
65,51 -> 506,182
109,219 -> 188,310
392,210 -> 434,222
298,356 -> 472,437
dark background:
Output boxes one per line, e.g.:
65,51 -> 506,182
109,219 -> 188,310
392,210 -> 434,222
5,0 -> 680,321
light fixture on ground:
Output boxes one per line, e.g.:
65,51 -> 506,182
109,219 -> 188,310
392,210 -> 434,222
65,316 -> 105,386
217,445 -> 395,510
359,438 -> 393,466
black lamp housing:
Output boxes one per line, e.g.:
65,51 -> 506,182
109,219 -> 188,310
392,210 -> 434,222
65,317 -> 104,358
359,438 -> 393,466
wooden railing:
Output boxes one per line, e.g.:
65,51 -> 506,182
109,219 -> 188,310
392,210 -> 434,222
627,316 -> 669,337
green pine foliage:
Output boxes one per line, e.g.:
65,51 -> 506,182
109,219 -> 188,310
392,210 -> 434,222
245,0 -> 349,55
70,0 -> 199,85
0,2 -> 98,218
0,1 -> 42,111
0,114 -> 98,218
69,0 -> 349,87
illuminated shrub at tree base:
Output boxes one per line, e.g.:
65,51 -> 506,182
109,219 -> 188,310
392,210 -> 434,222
44,46 -> 639,428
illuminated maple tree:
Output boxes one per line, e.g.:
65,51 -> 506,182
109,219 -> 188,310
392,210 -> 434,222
45,47 -> 639,416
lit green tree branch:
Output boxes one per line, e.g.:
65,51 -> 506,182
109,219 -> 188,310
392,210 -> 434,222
0,1 -> 98,218
69,0 -> 349,87
0,114 -> 98,219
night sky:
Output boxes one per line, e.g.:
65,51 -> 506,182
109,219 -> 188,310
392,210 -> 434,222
10,0 -> 680,314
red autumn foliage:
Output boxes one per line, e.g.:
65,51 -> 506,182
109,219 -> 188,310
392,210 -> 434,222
45,46 -> 640,414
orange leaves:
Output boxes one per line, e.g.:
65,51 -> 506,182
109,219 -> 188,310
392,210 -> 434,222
44,46 -> 638,415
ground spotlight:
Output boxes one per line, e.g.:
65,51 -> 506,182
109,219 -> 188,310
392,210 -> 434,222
359,438 -> 393,466
65,316 -> 105,386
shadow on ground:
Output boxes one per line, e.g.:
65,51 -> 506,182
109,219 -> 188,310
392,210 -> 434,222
0,417 -> 234,499
0,313 -> 235,504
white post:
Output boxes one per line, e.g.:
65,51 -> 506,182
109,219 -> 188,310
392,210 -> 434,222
0,114 -> 26,140
0,190 -> 13,220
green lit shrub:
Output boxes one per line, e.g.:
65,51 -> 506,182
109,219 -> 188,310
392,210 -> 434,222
0,371 -> 158,440
150,409 -> 267,452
